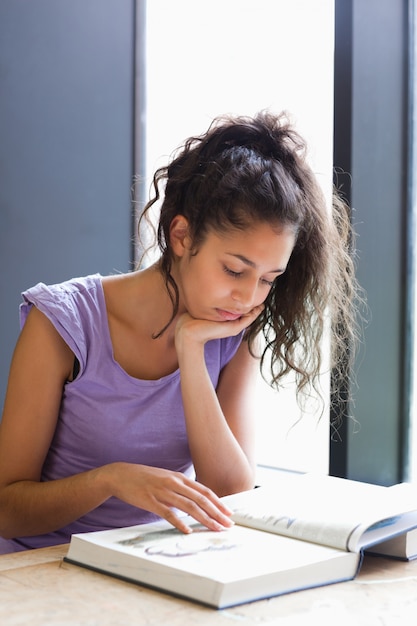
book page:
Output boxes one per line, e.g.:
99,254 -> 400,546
224,473 -> 417,552
73,520 -> 356,584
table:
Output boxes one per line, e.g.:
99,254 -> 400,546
1,544 -> 417,625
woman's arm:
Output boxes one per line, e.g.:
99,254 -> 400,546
175,310 -> 261,497
0,306 -> 108,536
0,308 -> 233,538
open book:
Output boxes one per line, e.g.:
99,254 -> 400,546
65,473 -> 417,609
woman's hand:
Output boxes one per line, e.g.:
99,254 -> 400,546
104,463 -> 234,534
175,304 -> 264,350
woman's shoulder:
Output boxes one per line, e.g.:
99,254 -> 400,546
20,273 -> 105,325
22,274 -> 103,303
19,275 -> 108,360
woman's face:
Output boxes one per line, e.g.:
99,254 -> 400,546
171,219 -> 296,322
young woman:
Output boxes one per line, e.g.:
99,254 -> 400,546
0,111 -> 360,553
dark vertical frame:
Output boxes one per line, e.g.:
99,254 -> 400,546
403,0 -> 417,479
133,0 -> 148,266
330,0 -> 353,478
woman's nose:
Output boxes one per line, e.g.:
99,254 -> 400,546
231,281 -> 258,308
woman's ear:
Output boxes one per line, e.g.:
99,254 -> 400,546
169,215 -> 191,257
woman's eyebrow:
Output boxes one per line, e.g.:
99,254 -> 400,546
227,253 -> 285,274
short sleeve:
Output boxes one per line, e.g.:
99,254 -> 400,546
19,275 -> 102,371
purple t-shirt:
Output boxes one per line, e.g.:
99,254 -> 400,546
0,274 -> 243,553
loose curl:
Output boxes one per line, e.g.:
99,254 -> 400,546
137,111 -> 363,417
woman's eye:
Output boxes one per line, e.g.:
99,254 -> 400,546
261,278 -> 275,287
223,266 -> 242,278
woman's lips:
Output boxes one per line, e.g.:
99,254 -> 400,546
216,309 -> 243,321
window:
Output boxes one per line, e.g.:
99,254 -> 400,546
137,0 -> 335,474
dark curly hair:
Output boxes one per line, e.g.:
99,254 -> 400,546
137,111 -> 362,415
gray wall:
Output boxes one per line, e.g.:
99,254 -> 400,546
332,0 -> 409,485
348,0 -> 408,485
0,0 -> 135,411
